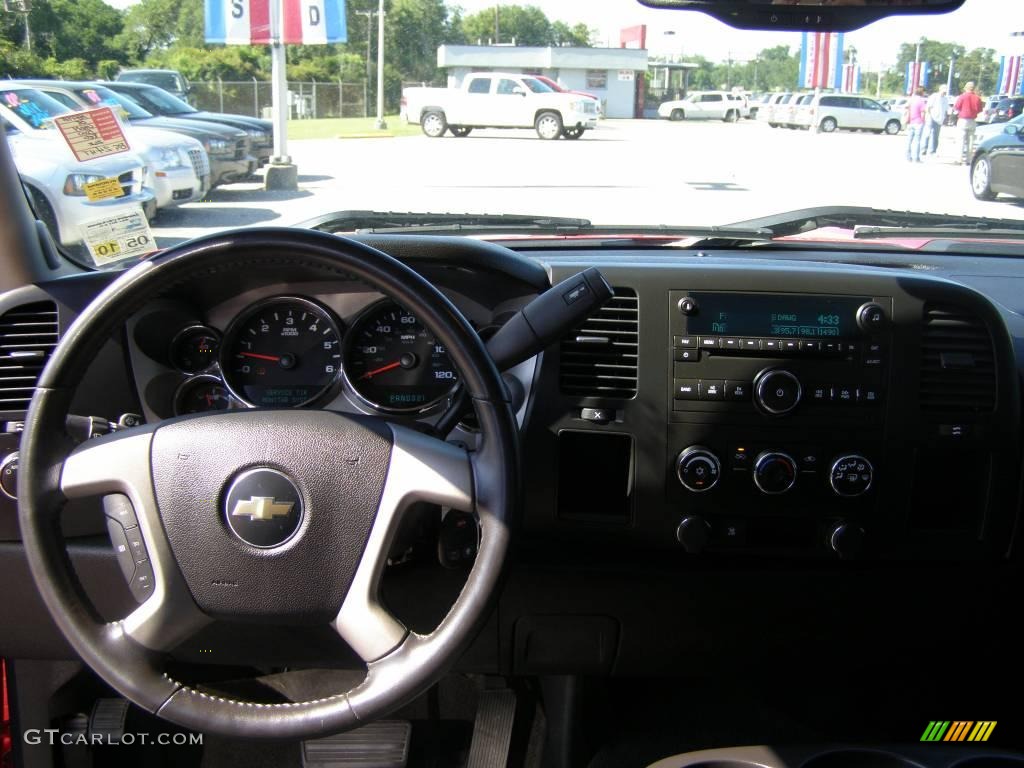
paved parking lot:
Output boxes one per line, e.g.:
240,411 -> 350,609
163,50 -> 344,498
151,118 -> 1024,246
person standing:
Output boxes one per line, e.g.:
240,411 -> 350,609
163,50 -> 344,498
906,87 -> 927,163
922,84 -> 949,156
953,81 -> 984,164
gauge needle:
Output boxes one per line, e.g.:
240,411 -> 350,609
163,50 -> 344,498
359,361 -> 401,380
239,352 -> 281,362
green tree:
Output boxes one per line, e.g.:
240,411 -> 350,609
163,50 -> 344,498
461,5 -> 551,47
46,0 -> 125,67
385,0 -> 452,83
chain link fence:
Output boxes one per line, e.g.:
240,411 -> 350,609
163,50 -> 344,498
189,80 -> 369,119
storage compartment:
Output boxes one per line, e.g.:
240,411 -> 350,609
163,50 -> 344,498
556,431 -> 634,522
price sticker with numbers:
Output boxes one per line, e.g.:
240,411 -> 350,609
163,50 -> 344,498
53,107 -> 131,162
80,208 -> 157,267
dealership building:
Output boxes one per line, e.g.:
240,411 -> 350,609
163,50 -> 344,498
436,44 -> 649,119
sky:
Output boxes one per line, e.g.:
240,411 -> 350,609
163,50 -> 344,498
103,0 -> 1024,69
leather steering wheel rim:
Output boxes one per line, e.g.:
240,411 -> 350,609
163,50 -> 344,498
18,227 -> 518,739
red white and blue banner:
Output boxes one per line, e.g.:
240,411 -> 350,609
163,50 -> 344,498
997,56 -> 1023,96
798,32 -> 844,90
205,0 -> 346,45
904,61 -> 931,94
841,64 -> 861,94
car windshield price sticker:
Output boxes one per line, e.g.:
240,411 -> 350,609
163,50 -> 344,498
53,107 -> 130,162
82,177 -> 125,202
80,208 -> 157,267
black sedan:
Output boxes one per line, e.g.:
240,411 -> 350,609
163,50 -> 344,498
105,81 -> 273,167
992,96 -> 1024,124
970,121 -> 1024,200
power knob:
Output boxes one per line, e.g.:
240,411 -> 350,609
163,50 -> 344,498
754,369 -> 802,416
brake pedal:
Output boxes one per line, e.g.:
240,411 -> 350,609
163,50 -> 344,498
89,698 -> 130,743
301,720 -> 411,767
467,689 -> 517,768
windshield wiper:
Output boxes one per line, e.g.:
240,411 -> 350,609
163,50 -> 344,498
727,206 -> 1024,239
300,210 -> 773,244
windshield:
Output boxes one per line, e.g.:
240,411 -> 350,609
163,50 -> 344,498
119,71 -> 184,92
121,85 -> 195,115
0,88 -> 70,130
2,0 -> 1024,269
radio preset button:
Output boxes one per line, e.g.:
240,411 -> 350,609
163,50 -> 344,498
721,337 -> 740,350
781,340 -> 799,352
800,340 -> 821,353
763,339 -> 781,351
754,369 -> 802,415
740,339 -> 760,351
699,380 -> 725,400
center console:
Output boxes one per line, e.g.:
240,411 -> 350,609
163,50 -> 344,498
666,290 -> 891,557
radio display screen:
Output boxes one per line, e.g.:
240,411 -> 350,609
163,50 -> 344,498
686,293 -> 870,338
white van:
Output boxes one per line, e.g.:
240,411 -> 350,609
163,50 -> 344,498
807,94 -> 903,134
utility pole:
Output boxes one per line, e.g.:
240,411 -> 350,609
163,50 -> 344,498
355,9 -> 376,103
947,55 -> 956,93
375,0 -> 386,129
494,4 -> 499,44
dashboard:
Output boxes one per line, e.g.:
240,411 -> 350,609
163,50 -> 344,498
0,235 -> 1022,667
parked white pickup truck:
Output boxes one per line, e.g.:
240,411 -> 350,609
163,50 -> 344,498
402,72 -> 600,140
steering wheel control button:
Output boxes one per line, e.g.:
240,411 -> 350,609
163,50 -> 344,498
676,447 -> 721,493
830,455 -> 874,497
0,451 -> 19,499
102,493 -> 139,530
130,560 -> 155,602
105,518 -> 137,583
753,451 -> 798,495
124,527 -> 149,565
754,369 -> 802,415
225,468 -> 304,549
677,296 -> 699,316
857,302 -> 887,333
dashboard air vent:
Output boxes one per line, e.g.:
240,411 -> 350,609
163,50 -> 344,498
0,301 -> 59,412
560,288 -> 638,399
919,303 -> 995,412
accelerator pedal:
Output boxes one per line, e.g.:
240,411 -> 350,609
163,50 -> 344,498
302,720 -> 411,768
466,689 -> 517,768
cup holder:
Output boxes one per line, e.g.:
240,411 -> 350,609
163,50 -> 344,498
801,751 -> 925,768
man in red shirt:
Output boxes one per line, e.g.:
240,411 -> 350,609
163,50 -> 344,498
953,81 -> 984,164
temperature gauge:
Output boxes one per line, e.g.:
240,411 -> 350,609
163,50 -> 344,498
170,326 -> 220,374
173,375 -> 237,415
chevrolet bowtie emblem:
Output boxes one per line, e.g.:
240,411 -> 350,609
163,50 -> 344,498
231,496 -> 295,521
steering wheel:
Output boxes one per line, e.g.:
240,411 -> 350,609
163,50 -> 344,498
18,228 -> 518,739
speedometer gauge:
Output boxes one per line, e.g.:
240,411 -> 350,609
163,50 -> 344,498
221,297 -> 342,408
343,301 -> 458,413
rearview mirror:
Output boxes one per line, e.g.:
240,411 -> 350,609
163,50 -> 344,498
635,0 -> 966,32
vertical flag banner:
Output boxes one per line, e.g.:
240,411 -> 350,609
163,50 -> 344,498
799,32 -> 845,90
997,56 -> 1023,95
905,62 -> 931,94
205,0 -> 347,45
842,64 -> 861,94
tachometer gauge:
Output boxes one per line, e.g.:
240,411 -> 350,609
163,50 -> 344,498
169,325 -> 220,373
221,297 -> 343,408
343,301 -> 459,413
174,375 -> 237,415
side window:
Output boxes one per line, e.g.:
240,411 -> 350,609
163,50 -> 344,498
497,79 -> 520,96
702,94 -> 723,103
859,98 -> 881,111
45,92 -> 79,110
467,78 -> 491,95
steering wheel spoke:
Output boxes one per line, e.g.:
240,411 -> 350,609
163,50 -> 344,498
334,424 -> 473,662
61,429 -> 210,651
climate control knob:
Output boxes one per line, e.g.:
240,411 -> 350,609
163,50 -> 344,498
675,446 -> 721,493
830,454 -> 874,497
754,369 -> 802,416
753,451 -> 797,495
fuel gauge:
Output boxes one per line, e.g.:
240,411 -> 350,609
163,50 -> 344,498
173,375 -> 238,416
170,325 -> 220,374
